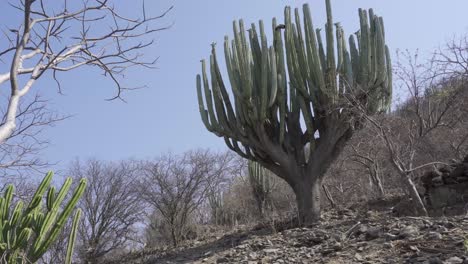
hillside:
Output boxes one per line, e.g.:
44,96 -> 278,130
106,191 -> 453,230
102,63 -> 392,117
109,208 -> 468,264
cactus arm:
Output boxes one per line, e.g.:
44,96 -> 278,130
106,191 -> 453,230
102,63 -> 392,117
3,185 -> 14,220
30,178 -> 86,261
25,171 -> 54,214
65,209 -> 82,264
35,177 -> 73,248
196,75 -> 213,132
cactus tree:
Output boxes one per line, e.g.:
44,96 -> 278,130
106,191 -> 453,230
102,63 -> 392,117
196,0 -> 392,224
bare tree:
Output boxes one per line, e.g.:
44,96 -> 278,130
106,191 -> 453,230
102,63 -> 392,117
358,50 -> 467,216
0,93 -> 66,178
432,35 -> 468,160
433,35 -> 468,79
140,150 -> 234,247
69,159 -> 145,264
0,0 -> 171,174
349,133 -> 386,198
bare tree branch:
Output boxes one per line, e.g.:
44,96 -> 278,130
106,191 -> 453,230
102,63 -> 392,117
0,0 -> 172,175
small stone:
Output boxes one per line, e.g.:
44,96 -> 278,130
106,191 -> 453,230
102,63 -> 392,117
263,248 -> 280,254
365,227 -> 382,241
384,233 -> 398,241
445,257 -> 463,264
332,242 -> 342,250
356,225 -> 368,235
383,242 -> 394,249
409,245 -> 419,252
428,257 -> 443,264
399,225 -> 419,238
216,257 -> 229,263
427,231 -> 443,240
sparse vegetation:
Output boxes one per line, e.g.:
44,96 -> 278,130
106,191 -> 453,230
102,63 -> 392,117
1,0 -> 468,263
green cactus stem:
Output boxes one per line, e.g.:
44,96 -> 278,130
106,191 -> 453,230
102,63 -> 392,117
0,172 -> 86,263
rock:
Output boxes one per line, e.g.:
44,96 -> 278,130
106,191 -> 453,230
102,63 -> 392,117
440,220 -> 456,229
332,242 -> 342,251
216,257 -> 229,263
356,225 -> 368,235
409,245 -> 419,252
384,233 -> 398,241
127,209 -> 468,264
263,248 -> 280,254
365,227 -> 382,241
399,225 -> 419,238
427,231 -> 443,240
445,257 -> 464,264
354,253 -> 364,261
383,242 -> 393,249
428,257 -> 443,264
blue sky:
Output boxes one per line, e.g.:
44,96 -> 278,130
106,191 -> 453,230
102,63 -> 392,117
1,0 -> 468,172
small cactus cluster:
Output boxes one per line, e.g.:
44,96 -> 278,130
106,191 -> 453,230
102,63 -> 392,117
207,190 -> 225,225
0,172 -> 86,264
248,161 -> 275,216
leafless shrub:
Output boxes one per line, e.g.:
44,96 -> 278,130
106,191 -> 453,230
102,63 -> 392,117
69,159 -> 144,264
349,49 -> 468,216
140,150 -> 234,247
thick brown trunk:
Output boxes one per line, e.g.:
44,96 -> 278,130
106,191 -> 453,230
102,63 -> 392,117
293,178 -> 321,226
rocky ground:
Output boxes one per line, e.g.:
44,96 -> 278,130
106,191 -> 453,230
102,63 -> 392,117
110,208 -> 468,264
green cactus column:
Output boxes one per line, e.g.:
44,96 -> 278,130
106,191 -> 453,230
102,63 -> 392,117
248,161 -> 275,218
0,172 -> 86,264
196,0 -> 392,225
208,191 -> 225,225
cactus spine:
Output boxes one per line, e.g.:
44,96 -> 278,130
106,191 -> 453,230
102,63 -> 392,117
0,172 -> 86,263
196,0 -> 392,224
248,161 -> 275,217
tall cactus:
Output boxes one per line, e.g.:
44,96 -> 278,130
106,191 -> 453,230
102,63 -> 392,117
248,161 -> 275,218
196,0 -> 392,224
0,172 -> 86,263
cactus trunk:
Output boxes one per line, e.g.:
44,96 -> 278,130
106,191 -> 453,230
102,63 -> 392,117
293,177 -> 322,224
